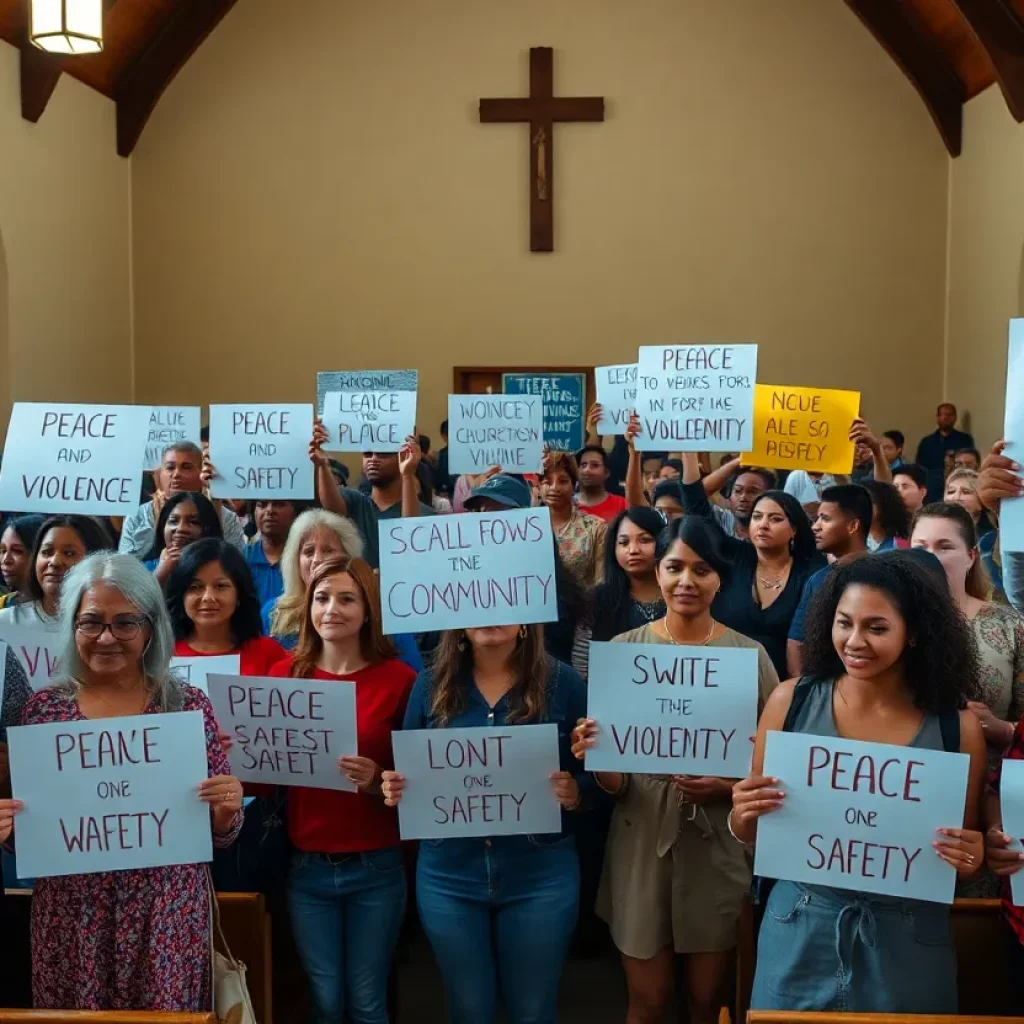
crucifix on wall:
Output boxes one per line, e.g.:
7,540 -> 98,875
479,47 -> 605,252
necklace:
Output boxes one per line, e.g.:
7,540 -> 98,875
662,616 -> 716,646
757,562 -> 792,591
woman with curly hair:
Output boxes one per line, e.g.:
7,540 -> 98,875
381,618 -> 589,1023
677,454 -> 825,678
141,492 -> 223,585
732,551 -> 987,1013
541,450 -> 607,588
573,515 -> 779,1024
862,479 -> 911,551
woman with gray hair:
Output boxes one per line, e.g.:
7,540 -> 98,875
10,552 -> 242,1011
262,508 -> 423,671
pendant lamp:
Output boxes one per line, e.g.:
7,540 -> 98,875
30,0 -> 103,55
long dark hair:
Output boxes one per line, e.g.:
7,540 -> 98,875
751,490 -> 817,560
144,492 -> 222,562
802,550 -> 980,714
28,515 -> 111,603
591,507 -> 666,641
862,480 -> 910,541
655,514 -> 731,578
166,538 -> 263,645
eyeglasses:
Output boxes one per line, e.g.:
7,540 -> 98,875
74,617 -> 149,641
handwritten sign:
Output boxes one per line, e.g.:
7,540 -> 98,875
391,724 -> 561,840
169,654 -> 241,696
7,711 -> 212,878
634,345 -> 757,452
0,403 -> 151,516
595,364 -> 637,436
208,404 -> 314,501
207,674 -> 358,791
378,508 -> 557,635
744,385 -> 860,474
754,731 -> 969,904
447,395 -> 544,474
321,390 -> 416,453
0,624 -> 61,691
998,759 -> 1024,905
1000,320 -> 1024,552
316,370 -> 418,417
585,642 -> 758,777
502,373 -> 585,452
143,407 -> 201,470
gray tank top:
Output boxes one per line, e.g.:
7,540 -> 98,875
788,677 -> 946,752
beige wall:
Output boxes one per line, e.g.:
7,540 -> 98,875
0,43 -> 132,442
130,0 -> 949,450
946,87 -> 1024,451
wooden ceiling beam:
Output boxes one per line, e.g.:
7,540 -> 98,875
843,0 -> 966,156
114,0 -> 237,158
19,41 -> 64,123
949,0 -> 1024,122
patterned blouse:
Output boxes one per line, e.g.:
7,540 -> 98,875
972,602 -> 1024,762
554,510 -> 607,589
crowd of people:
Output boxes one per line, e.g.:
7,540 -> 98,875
0,396 -> 1021,1024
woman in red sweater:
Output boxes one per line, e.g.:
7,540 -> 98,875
270,557 -> 415,1024
166,538 -> 289,894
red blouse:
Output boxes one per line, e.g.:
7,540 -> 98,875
269,658 -> 417,852
173,636 -> 288,677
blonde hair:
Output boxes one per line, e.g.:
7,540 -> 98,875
269,509 -> 365,639
945,468 -> 980,495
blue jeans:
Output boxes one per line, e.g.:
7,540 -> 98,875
416,836 -> 579,1024
288,848 -> 407,1024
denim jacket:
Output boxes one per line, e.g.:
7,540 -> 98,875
402,656 -> 593,852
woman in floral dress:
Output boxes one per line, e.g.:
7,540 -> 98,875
541,452 -> 607,588
14,552 -> 243,1011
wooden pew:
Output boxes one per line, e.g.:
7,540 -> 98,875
0,1015 -> 216,1024
749,1015 -> 1024,1024
736,897 -> 1014,1020
4,891 -> 271,1024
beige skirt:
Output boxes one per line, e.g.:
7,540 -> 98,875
596,775 -> 751,958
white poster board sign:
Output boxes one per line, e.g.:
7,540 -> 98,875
595,364 -> 637,435
447,394 -> 544,474
0,403 -> 151,516
378,508 -> 558,634
143,407 -> 202,470
1000,319 -> 1024,551
208,404 -> 315,500
321,390 -> 416,453
634,345 -> 757,452
169,654 -> 241,696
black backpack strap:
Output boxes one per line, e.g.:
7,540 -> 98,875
939,710 -> 961,753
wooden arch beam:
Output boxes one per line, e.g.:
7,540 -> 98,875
843,0 -> 966,156
19,42 -> 64,123
949,0 -> 1024,123
114,0 -> 238,158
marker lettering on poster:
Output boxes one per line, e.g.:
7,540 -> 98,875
585,642 -> 758,777
754,732 -> 969,904
633,345 -> 757,452
7,711 -> 211,878
142,407 -> 201,469
321,389 -> 416,453
206,674 -> 358,792
378,508 -> 558,635
315,370 -> 418,417
594,363 -> 638,434
743,385 -> 861,474
447,394 -> 544,474
0,625 -> 62,692
0,403 -> 151,516
391,724 -> 561,840
208,404 -> 314,500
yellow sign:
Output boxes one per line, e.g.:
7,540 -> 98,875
744,385 -> 861,474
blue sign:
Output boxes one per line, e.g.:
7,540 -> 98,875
754,731 -> 969,904
502,373 -> 586,452
316,370 -> 419,417
999,758 -> 1024,905
585,642 -> 759,777
391,724 -> 562,840
8,711 -> 213,878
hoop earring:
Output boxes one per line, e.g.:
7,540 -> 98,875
519,625 -> 528,640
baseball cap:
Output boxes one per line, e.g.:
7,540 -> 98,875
465,475 -> 532,510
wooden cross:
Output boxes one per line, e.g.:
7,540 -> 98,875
479,47 -> 604,252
